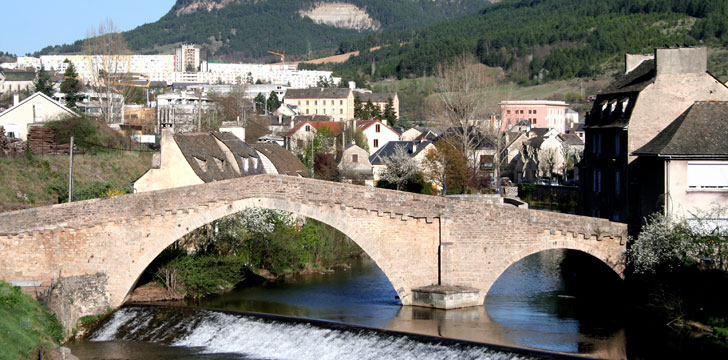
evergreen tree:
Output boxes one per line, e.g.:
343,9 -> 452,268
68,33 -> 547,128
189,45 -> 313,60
253,93 -> 266,113
33,65 -> 54,97
384,98 -> 397,127
60,60 -> 82,110
266,91 -> 281,113
366,99 -> 378,120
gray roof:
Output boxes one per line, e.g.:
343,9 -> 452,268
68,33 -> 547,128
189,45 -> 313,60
173,132 -> 262,182
285,88 -> 351,99
369,140 -> 432,165
558,133 -> 584,146
633,101 -> 728,158
3,71 -> 35,81
252,143 -> 308,176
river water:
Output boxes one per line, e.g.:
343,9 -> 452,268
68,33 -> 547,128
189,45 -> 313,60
68,249 -> 726,359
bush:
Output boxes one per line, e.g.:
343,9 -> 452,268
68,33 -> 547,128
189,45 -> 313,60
0,282 -> 63,360
160,254 -> 249,298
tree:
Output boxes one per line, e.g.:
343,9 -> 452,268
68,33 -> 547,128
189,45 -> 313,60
266,91 -> 281,113
83,19 -> 131,124
383,98 -> 397,126
60,60 -> 82,110
428,54 -> 504,191
253,93 -> 266,114
33,65 -> 54,97
380,144 -> 418,191
422,137 -> 469,195
561,142 -> 581,182
314,152 -> 338,181
302,126 -> 336,174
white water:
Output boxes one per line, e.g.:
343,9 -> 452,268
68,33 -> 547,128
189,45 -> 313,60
91,307 -> 535,360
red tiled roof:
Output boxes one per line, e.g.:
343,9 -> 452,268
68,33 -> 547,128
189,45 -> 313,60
283,121 -> 345,137
356,119 -> 400,135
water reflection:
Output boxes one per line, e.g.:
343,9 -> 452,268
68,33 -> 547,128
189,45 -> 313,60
188,252 -> 627,357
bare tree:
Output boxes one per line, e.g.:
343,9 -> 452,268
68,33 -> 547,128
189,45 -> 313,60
428,54 -> 505,191
521,142 -> 540,181
560,142 -> 581,182
83,19 -> 130,124
381,144 -> 418,191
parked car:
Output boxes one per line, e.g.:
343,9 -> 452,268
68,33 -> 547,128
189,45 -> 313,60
536,178 -> 550,185
565,179 -> 579,187
500,177 -> 513,186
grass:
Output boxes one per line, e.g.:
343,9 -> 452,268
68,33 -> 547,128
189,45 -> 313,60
0,152 -> 152,212
0,282 -> 63,360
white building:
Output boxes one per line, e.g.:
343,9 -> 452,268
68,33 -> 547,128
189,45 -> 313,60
0,93 -> 77,140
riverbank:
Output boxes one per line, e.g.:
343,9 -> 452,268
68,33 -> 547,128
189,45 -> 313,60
0,281 -> 68,360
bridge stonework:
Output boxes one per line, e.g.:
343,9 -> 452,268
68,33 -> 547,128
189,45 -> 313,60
0,175 -> 626,331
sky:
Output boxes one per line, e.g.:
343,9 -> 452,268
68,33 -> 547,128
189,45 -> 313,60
1,1 -> 177,56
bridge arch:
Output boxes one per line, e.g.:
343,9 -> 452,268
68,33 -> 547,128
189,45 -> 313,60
478,239 -> 626,304
122,196 -> 439,308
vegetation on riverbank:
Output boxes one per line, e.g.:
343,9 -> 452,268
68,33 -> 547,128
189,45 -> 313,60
0,282 -> 63,360
0,152 -> 151,212
626,206 -> 728,347
143,209 -> 363,299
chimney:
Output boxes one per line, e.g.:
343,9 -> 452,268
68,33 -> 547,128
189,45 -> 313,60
411,142 -> 417,153
655,47 -> 707,76
625,53 -> 654,74
13,94 -> 19,107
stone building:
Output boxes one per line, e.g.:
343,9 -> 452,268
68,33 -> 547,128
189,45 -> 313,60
338,144 -> 374,185
0,92 -> 77,141
134,130 -> 263,192
580,47 -> 728,225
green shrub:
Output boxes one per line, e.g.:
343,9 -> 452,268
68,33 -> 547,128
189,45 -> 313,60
0,282 -> 63,360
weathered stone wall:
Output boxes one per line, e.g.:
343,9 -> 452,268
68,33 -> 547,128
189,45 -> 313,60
0,174 -> 627,327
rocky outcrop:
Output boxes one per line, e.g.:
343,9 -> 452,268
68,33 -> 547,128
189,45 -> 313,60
174,0 -> 244,16
300,3 -> 380,31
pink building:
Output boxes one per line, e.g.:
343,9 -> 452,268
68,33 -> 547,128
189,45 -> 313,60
500,100 -> 568,133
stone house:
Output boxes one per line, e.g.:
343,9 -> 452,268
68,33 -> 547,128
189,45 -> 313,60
283,88 -> 355,121
399,127 -> 423,141
356,119 -> 400,154
283,120 -> 346,155
632,101 -> 728,223
0,92 -> 77,141
133,130 -> 263,192
581,47 -> 728,224
338,144 -> 374,186
369,140 -> 435,182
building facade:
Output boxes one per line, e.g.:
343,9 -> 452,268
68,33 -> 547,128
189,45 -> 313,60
581,47 -> 728,226
500,100 -> 568,133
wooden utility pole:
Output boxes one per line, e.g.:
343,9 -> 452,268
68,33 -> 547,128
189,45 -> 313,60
68,136 -> 74,203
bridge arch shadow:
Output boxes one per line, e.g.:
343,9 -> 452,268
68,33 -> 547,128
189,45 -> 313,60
124,197 -> 416,307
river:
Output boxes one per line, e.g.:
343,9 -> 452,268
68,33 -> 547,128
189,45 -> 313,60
68,249 -> 727,359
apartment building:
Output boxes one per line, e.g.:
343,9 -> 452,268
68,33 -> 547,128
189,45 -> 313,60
500,100 -> 569,133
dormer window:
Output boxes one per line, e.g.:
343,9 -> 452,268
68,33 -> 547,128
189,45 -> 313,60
213,157 -> 224,171
194,157 -> 207,172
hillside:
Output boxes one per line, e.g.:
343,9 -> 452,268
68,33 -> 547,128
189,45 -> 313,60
308,0 -> 728,84
36,0 -> 493,61
0,153 -> 151,212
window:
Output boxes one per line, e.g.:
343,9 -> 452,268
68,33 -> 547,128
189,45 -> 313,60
340,109 -> 343,114
297,139 -> 303,147
340,100 -> 343,105
593,170 -> 602,193
314,100 -> 317,105
306,109 -> 309,114
297,101 -> 301,105
688,162 -> 728,190
615,134 -> 621,157
507,110 -> 511,114
306,100 -> 309,105
305,125 -> 311,131
533,110 -> 537,114
323,100 -> 326,105
352,154 -> 358,163
323,109 -> 326,114
615,170 -> 621,196
592,134 -> 602,155
375,124 -> 381,132
373,139 -> 379,148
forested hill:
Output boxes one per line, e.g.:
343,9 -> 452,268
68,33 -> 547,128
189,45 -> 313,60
311,0 -> 728,83
35,0 -> 493,61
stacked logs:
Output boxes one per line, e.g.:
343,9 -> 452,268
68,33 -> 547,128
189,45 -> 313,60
27,126 -> 71,155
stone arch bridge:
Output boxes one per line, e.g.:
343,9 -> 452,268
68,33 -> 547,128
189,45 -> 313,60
0,175 -> 627,329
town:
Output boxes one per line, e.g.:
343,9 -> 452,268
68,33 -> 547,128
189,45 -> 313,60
1,1 -> 728,359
